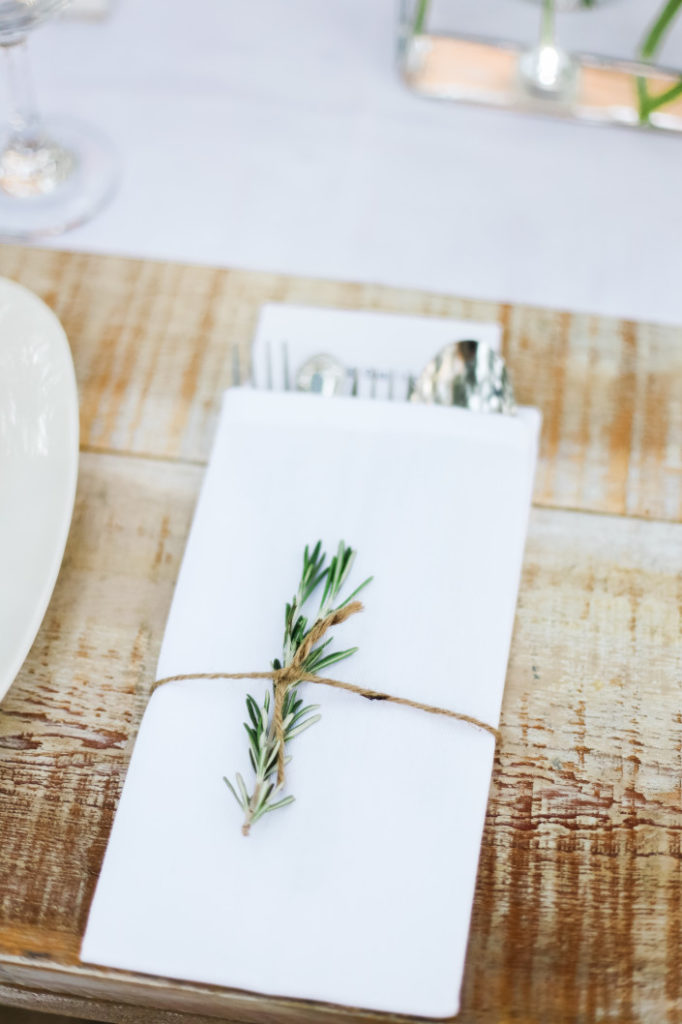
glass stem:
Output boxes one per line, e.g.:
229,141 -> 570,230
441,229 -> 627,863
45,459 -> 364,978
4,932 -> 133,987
2,38 -> 43,150
0,38 -> 73,199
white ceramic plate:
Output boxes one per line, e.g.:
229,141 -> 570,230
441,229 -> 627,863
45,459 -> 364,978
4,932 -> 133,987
0,277 -> 79,703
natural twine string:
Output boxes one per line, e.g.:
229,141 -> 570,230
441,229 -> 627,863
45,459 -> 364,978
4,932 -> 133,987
151,601 -> 500,789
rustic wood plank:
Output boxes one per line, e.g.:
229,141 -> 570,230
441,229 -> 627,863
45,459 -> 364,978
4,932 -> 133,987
0,452 -> 679,1023
0,247 -> 680,522
2,1006 -> 91,1024
0,453 -> 197,959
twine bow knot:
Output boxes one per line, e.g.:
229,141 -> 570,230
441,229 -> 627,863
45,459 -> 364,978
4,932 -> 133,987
152,601 -> 500,804
270,601 -> 363,785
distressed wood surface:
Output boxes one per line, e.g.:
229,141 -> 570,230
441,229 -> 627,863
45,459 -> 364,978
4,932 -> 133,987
0,247 -> 680,1024
0,246 -> 681,522
4,1010 -> 88,1024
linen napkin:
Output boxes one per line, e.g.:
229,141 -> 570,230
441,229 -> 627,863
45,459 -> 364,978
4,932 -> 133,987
251,303 -> 501,392
82,388 -> 540,1019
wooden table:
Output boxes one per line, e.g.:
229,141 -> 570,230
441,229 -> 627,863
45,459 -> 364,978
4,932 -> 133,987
0,246 -> 680,1024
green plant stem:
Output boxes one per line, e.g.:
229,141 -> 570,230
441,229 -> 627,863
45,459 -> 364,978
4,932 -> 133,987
637,0 -> 682,122
412,0 -> 430,36
643,76 -> 682,115
225,541 -> 371,835
540,0 -> 556,50
641,0 -> 682,59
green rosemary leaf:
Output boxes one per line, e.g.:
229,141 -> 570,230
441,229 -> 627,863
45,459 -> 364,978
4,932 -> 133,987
289,702 -> 320,722
235,772 -> 249,807
256,782 -> 274,812
232,540 -> 370,834
286,713 -> 322,740
284,702 -> 321,732
281,694 -> 295,720
308,647 -> 358,673
223,776 -> 244,809
302,566 -> 329,603
330,542 -> 344,591
303,637 -> 333,672
292,615 -> 307,647
282,689 -> 303,715
319,560 -> 333,610
246,734 -> 261,766
262,795 -> 296,814
337,574 -> 373,609
338,545 -> 354,587
259,729 -> 271,754
246,695 -> 260,729
265,741 -> 280,774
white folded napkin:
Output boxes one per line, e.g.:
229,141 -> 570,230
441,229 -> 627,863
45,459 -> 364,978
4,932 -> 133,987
82,388 -> 540,1019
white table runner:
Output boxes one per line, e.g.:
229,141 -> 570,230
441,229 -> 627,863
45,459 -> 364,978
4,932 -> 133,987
31,0 -> 682,324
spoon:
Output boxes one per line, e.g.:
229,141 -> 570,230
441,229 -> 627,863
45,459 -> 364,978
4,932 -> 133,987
410,339 -> 516,415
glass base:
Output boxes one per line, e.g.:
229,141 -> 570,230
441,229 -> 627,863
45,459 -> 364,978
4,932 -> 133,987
0,115 -> 118,241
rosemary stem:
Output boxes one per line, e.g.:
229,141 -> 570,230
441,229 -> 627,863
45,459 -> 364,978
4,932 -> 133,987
242,769 -> 273,836
242,734 -> 274,835
229,541 -> 370,834
240,654 -> 298,834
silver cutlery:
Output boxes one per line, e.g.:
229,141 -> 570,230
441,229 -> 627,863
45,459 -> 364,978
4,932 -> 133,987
411,340 -> 516,415
262,343 -> 416,401
294,353 -> 347,397
259,338 -> 515,414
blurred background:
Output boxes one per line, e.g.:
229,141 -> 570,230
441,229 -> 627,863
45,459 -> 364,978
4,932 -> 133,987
9,0 -> 682,324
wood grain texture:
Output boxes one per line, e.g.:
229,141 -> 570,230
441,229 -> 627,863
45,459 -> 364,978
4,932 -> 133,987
0,247 -> 680,521
2,1007 -> 93,1024
1,457 -> 680,1024
0,247 -> 680,1024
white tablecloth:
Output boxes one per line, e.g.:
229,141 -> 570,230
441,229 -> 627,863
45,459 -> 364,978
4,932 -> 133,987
28,0 -> 682,325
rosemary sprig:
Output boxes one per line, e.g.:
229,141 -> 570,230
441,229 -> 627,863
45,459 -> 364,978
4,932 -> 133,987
224,541 -> 372,835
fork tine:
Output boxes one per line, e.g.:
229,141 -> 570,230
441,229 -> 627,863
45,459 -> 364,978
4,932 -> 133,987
265,340 -> 273,390
232,345 -> 241,387
282,341 -> 290,392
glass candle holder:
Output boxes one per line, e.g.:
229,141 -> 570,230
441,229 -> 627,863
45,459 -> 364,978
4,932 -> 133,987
397,0 -> 682,133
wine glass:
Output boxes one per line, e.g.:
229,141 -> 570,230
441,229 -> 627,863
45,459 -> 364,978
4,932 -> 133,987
0,0 -> 118,240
